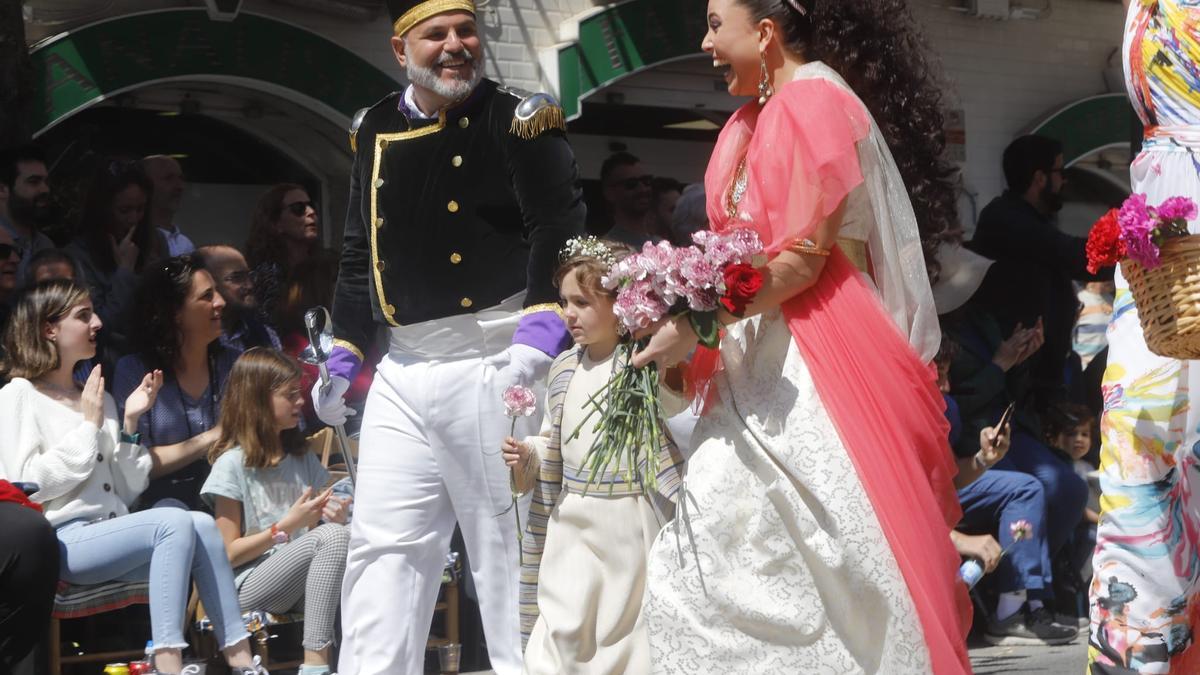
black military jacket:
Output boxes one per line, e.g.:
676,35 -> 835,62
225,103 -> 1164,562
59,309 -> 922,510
331,79 -> 585,358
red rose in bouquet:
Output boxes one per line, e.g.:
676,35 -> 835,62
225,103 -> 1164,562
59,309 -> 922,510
1086,208 -> 1125,275
721,263 -> 764,317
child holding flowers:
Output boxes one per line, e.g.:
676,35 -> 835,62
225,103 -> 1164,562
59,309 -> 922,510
501,238 -> 687,674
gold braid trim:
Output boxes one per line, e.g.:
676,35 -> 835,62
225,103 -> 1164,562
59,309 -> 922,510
333,339 -> 365,362
511,104 -> 566,140
522,303 -> 565,319
393,0 -> 476,36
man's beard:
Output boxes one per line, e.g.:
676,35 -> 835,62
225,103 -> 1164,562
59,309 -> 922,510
8,193 -> 52,228
1040,184 -> 1064,214
406,50 -> 483,104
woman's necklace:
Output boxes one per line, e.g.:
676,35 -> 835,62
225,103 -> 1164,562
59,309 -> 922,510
725,156 -> 749,219
33,377 -> 80,399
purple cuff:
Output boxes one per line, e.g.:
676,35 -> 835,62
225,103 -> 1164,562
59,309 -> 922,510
328,346 -> 364,381
514,311 -> 572,357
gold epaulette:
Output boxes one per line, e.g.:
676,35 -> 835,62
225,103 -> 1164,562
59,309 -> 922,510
510,92 -> 567,141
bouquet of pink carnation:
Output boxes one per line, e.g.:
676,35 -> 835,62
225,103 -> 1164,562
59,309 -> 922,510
602,228 -> 765,347
570,229 -> 764,494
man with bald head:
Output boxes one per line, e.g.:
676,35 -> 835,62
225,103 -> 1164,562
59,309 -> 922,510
142,155 -> 195,255
195,245 -> 279,353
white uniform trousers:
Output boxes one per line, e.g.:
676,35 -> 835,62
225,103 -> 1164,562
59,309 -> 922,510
339,349 -> 536,674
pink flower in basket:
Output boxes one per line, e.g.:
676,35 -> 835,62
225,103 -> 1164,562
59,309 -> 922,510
502,385 -> 536,419
1158,196 -> 1199,223
1119,194 -> 1161,269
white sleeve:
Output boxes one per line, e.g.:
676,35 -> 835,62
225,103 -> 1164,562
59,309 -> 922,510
0,381 -> 101,503
105,396 -> 152,503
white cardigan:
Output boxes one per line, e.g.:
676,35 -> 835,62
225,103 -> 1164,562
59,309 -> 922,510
0,378 -> 152,527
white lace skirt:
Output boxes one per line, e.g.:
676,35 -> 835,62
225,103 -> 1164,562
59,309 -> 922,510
644,311 -> 932,673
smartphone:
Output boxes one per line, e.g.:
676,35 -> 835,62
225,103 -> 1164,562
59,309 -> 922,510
11,482 -> 40,497
995,402 -> 1016,433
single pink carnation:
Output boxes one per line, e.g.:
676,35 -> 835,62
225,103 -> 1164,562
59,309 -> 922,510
502,385 -> 537,418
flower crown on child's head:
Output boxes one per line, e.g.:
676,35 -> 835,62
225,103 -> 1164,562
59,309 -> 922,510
560,236 -> 617,268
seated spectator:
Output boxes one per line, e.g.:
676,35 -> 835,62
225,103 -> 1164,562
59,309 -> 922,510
938,337 -> 1076,646
0,225 -> 20,336
934,242 -> 1088,633
195,245 -> 281,353
246,184 -> 322,322
0,145 -> 56,277
203,348 -> 350,675
970,134 -> 1112,410
1044,401 -> 1101,589
0,480 -> 59,675
0,280 -> 267,675
275,252 -> 347,427
650,176 -> 683,241
1073,281 -> 1115,370
141,156 -> 195,256
597,152 -> 659,247
24,247 -> 80,286
67,160 -> 168,361
114,255 -> 237,511
668,183 -> 708,246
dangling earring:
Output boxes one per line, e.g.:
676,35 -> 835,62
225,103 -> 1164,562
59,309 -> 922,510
757,51 -> 774,105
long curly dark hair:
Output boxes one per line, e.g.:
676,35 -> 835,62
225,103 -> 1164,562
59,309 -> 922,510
78,159 -> 165,275
131,254 -> 215,370
739,0 -> 962,279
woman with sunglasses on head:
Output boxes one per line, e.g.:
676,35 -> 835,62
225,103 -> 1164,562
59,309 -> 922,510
113,255 -> 239,512
634,1 -> 971,672
66,160 -> 169,366
245,184 -> 322,326
0,279 -> 267,675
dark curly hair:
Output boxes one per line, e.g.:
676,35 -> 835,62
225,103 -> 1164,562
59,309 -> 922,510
131,254 -> 216,370
78,159 -> 165,275
738,0 -> 963,280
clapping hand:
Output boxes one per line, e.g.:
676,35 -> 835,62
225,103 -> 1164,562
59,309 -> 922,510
81,365 -> 105,428
122,370 -> 163,434
992,318 -> 1045,372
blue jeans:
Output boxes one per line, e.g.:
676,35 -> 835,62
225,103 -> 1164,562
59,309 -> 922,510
995,430 -> 1088,559
56,508 -> 250,651
957,469 -> 1049,595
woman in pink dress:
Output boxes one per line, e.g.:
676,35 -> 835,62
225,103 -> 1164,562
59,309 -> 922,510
637,1 -> 972,672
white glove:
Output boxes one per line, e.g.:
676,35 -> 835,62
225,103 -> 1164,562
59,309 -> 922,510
312,375 -> 355,427
484,343 -> 554,390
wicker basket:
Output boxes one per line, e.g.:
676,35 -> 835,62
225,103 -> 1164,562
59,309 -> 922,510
1123,235 -> 1200,359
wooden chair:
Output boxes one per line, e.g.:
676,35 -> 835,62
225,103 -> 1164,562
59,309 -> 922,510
49,580 -> 150,675
306,427 -> 359,484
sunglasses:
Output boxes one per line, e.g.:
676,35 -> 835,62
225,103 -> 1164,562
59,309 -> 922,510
0,243 -> 25,261
284,201 -> 317,217
610,175 -> 653,190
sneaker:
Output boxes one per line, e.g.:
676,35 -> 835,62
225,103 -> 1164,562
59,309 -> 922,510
1056,611 -> 1090,629
984,606 -> 1079,646
230,656 -> 270,675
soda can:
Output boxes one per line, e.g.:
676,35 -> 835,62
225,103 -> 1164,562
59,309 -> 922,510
103,665 -> 131,675
958,559 -> 985,589
129,660 -> 153,675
